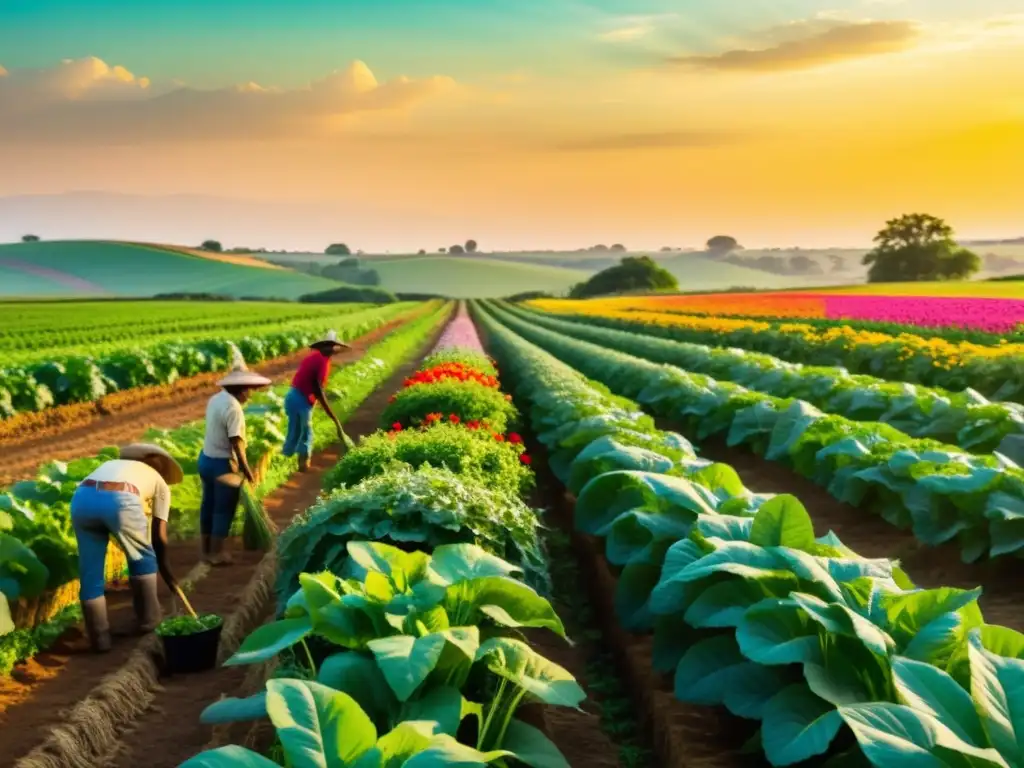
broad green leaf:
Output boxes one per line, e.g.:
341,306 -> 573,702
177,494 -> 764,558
749,495 -> 816,551
762,684 -> 844,766
475,637 -> 586,709
736,598 -> 822,666
346,541 -> 431,591
0,592 -> 13,636
369,628 -> 479,702
317,652 -> 397,727
891,656 -> 987,746
200,692 -> 269,725
266,679 -> 377,768
179,745 -> 281,767
499,719 -> 571,768
444,577 -> 566,638
839,702 -> 1009,768
402,733 -> 511,768
967,631 -> 1024,760
400,686 -> 465,737
685,575 -> 798,629
224,617 -> 313,666
428,544 -> 521,585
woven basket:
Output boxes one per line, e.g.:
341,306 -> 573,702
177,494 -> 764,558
11,546 -> 129,630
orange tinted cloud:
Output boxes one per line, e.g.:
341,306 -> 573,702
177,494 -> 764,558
0,57 -> 456,144
671,20 -> 919,72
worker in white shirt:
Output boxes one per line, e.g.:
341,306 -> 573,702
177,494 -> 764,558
197,349 -> 271,566
71,443 -> 184,653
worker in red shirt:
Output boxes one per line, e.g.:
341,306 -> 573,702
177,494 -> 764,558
282,330 -> 350,471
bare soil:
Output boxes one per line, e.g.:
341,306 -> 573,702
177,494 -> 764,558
0,316 -> 410,485
0,328 -> 437,766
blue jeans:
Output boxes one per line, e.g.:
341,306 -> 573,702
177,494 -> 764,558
282,387 -> 314,458
197,452 -> 241,537
71,485 -> 156,601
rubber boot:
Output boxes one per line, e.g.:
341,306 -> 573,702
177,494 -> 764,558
209,536 -> 234,566
131,574 -> 163,633
298,454 -> 309,473
81,597 -> 112,653
200,534 -> 212,563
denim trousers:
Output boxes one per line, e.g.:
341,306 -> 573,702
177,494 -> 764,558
197,451 -> 241,537
71,485 -> 157,601
282,386 -> 315,458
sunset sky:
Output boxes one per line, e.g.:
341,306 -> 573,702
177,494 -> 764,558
1,0 -> 1022,251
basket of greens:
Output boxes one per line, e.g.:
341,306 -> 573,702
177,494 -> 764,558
155,613 -> 223,674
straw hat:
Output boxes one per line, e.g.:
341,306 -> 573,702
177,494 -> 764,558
310,329 -> 351,351
217,346 -> 272,388
119,443 -> 185,485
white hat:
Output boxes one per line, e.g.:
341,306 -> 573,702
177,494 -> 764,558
119,443 -> 185,485
310,329 -> 350,350
217,345 -> 272,389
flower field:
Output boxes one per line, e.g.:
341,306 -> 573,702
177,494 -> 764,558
528,300 -> 1024,402
556,290 -> 1024,334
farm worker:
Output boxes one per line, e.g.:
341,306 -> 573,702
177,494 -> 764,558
282,329 -> 350,472
71,443 -> 184,653
197,349 -> 271,565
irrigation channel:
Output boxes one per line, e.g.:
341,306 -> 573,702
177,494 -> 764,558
1,306 -> 663,768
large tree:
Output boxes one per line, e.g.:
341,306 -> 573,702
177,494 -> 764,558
200,239 -> 222,252
21,234 -> 40,242
706,235 -> 740,255
569,256 -> 678,298
325,243 -> 351,255
449,244 -> 465,255
862,213 -> 980,282
465,239 -> 478,253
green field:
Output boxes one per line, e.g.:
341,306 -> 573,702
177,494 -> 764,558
264,250 -> 802,295
0,241 -> 341,299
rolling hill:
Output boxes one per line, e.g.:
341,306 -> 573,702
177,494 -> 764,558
0,240 -> 340,299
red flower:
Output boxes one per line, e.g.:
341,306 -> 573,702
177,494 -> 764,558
466,420 -> 480,430
519,454 -> 532,465
493,433 -> 505,442
449,414 -> 461,424
391,422 -> 402,431
388,395 -> 396,403
504,394 -> 512,401
508,433 -> 523,444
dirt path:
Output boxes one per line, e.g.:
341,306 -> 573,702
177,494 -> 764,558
0,316 -> 410,486
690,434 -> 1024,633
0,331 -> 440,767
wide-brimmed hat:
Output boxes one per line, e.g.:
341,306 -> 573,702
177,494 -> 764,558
310,329 -> 351,351
119,443 -> 185,485
217,346 -> 272,389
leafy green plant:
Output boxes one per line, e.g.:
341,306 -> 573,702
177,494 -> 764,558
381,380 -> 518,435
324,423 -> 532,498
155,614 -> 223,637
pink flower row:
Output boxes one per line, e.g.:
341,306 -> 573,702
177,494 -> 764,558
821,295 -> 1024,334
432,304 -> 485,352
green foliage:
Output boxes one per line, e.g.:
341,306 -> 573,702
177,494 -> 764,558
569,256 -> 679,299
155,614 -> 223,637
863,213 -> 981,282
706,235 -> 740,254
298,285 -> 397,304
21,235 -> 39,243
325,243 -> 352,255
200,239 -> 223,252
324,423 -> 533,497
381,380 -> 517,434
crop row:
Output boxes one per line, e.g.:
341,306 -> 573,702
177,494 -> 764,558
473,300 -> 1024,768
0,303 -> 415,420
593,291 -> 1024,336
528,299 -> 1024,403
486,301 -> 1024,563
0,301 -> 381,360
0,302 -> 449,676
513,304 -> 1024,460
184,306 -> 583,766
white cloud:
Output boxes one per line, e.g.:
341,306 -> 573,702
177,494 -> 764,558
596,13 -> 676,43
599,24 -> 653,42
0,57 -> 457,144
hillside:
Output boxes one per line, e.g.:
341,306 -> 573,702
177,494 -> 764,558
262,251 -> 803,296
0,240 -> 340,299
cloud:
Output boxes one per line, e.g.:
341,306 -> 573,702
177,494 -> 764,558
0,57 -> 456,144
552,130 -> 742,152
599,25 -> 653,42
671,20 -> 919,72
596,13 -> 676,43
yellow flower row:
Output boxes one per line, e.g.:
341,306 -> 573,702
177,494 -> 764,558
525,300 -> 1024,370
